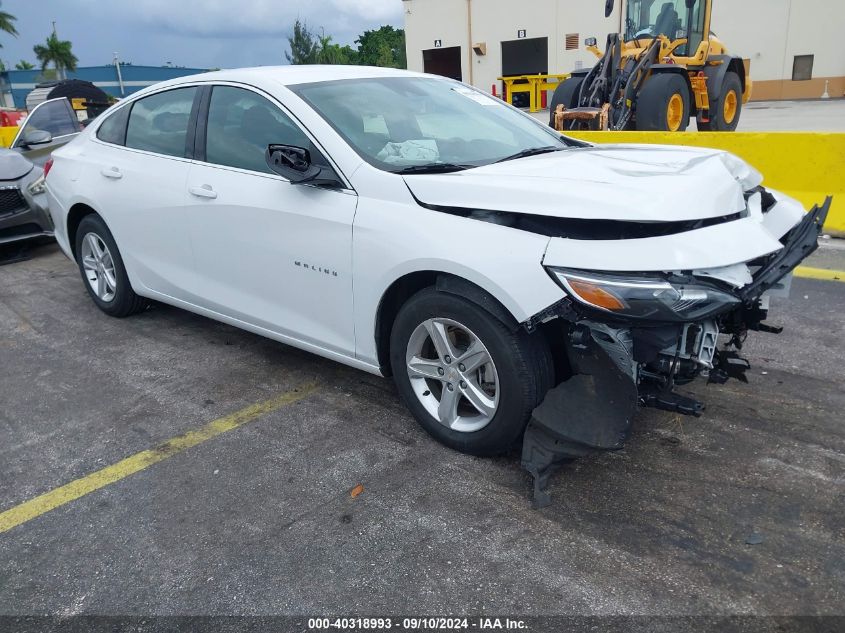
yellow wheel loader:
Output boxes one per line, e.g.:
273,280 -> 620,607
549,0 -> 751,132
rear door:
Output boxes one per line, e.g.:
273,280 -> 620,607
12,98 -> 81,165
81,86 -> 200,297
184,84 -> 357,356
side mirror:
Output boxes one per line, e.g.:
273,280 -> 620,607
605,0 -> 615,18
266,144 -> 321,183
265,144 -> 343,187
20,129 -> 53,147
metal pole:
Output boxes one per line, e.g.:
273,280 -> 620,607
618,1 -> 623,35
113,52 -> 125,97
466,0 -> 473,86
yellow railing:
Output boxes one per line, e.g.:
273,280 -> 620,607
497,74 -> 570,113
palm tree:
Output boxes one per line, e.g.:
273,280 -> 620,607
33,33 -> 78,80
0,2 -> 18,48
15,60 -> 34,70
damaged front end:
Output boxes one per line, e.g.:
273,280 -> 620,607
522,196 -> 831,508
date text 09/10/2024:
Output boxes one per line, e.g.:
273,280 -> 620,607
307,617 -> 528,630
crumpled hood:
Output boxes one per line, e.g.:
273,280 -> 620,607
0,148 -> 34,181
404,144 -> 748,222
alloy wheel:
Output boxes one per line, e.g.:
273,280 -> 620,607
81,232 -> 117,302
405,317 -> 500,433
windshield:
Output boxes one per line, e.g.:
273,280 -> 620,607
290,77 -> 567,173
625,0 -> 704,54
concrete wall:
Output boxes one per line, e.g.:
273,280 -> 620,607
713,0 -> 845,100
403,0 -> 845,101
404,0 -> 471,82
404,0 -> 620,93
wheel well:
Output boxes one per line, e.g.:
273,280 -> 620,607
701,55 -> 746,102
374,272 -> 520,376
727,58 -> 747,94
66,203 -> 98,259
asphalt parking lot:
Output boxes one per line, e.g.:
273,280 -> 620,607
1,241 -> 844,622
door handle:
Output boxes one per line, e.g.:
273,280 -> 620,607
189,184 -> 217,199
100,167 -> 122,179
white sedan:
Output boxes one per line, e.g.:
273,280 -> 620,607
45,66 -> 829,504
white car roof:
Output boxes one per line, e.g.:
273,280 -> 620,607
147,65 -> 429,93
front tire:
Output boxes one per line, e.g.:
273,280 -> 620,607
75,214 -> 148,318
548,77 -> 584,129
636,73 -> 691,132
390,287 -> 553,456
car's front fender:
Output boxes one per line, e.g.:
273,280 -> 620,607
352,193 -> 564,368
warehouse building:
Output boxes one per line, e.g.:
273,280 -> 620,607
0,64 -> 208,109
403,0 -> 845,101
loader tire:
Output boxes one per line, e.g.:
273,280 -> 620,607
548,77 -> 584,129
635,73 -> 691,132
698,72 -> 742,131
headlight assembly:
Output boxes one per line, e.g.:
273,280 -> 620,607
548,268 -> 741,322
28,174 -> 47,196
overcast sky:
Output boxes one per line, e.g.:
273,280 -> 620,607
0,0 -> 404,70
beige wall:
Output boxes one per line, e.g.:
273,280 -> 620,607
403,0 -> 470,81
712,0 -> 845,99
403,0 -> 845,101
404,0 -> 621,91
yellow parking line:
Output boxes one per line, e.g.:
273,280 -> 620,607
794,266 -> 845,282
0,382 -> 319,534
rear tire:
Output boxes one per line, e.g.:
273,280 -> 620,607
548,77 -> 584,129
75,214 -> 148,318
636,73 -> 691,132
390,287 -> 553,457
698,71 -> 742,131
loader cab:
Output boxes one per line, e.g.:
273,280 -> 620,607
623,0 -> 709,58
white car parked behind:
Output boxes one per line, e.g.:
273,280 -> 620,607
45,66 -> 830,505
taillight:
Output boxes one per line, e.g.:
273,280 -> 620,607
43,158 -> 54,178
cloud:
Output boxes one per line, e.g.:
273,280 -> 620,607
76,0 -> 404,42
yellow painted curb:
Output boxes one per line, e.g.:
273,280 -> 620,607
794,266 -> 845,282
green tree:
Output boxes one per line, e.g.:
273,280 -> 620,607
285,19 -> 319,64
355,26 -> 406,69
15,59 -> 34,70
316,34 -> 358,65
33,32 -> 78,79
0,1 -> 17,48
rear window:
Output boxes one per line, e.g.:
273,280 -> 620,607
125,87 -> 197,158
96,105 -> 131,145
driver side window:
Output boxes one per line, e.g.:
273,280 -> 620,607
204,86 -> 312,174
15,98 -> 80,147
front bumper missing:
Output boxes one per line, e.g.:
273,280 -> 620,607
522,196 -> 832,508
741,196 -> 831,302
522,340 -> 637,509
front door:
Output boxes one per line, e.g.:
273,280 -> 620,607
185,84 -> 357,356
12,97 -> 81,165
